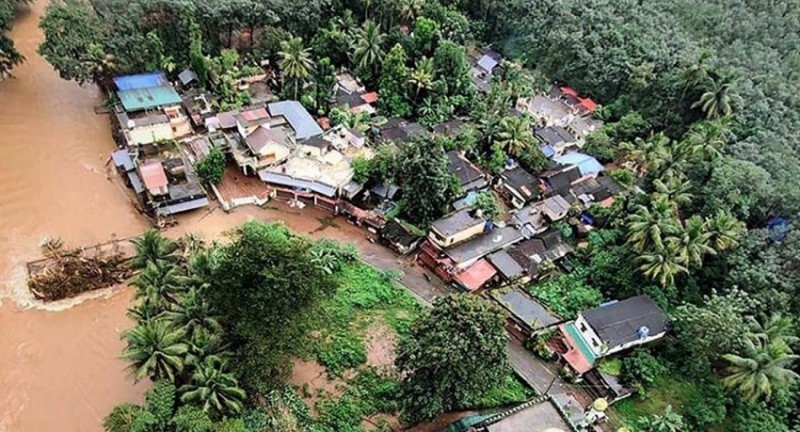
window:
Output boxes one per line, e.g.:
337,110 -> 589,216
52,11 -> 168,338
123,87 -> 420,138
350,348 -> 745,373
591,339 -> 599,348
579,323 -> 587,332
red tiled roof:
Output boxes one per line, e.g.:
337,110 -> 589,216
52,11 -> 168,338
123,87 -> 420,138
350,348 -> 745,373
559,324 -> 594,374
317,117 -> 331,130
579,97 -> 597,112
241,107 -> 269,122
140,160 -> 168,189
452,259 -> 497,292
360,91 -> 378,104
559,86 -> 579,98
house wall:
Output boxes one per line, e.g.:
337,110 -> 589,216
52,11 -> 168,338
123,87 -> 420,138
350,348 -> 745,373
576,314 -> 667,358
603,331 -> 667,357
129,123 -> 174,145
502,184 -> 527,209
574,315 -> 605,357
429,222 -> 485,248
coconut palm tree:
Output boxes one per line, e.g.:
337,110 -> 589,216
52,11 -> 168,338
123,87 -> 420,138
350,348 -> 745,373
721,337 -> 800,403
408,57 -> 434,102
159,288 -> 222,336
130,229 -> 179,270
180,357 -> 246,418
627,196 -> 681,252
636,243 -> 689,287
352,20 -> 385,77
685,117 -> 730,161
122,320 -> 188,382
705,210 -> 745,252
185,328 -> 229,368
278,36 -> 314,100
496,116 -> 534,158
651,173 -> 693,213
692,74 -> 743,120
620,133 -> 669,177
131,262 -> 184,311
667,216 -> 715,267
747,314 -> 799,346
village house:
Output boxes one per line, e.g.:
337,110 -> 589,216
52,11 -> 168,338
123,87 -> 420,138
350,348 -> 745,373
112,72 -> 192,146
535,126 -> 576,157
553,295 -> 670,376
516,86 -> 604,147
571,175 -> 626,208
259,125 -> 372,200
374,117 -> 427,145
538,163 -> 582,196
334,71 -> 378,115
470,48 -> 502,93
447,150 -> 489,194
496,166 -> 541,209
180,88 -> 215,129
511,195 -> 572,237
490,288 -> 562,340
553,152 -> 604,178
380,219 -> 424,255
428,208 -> 486,249
507,230 -> 574,283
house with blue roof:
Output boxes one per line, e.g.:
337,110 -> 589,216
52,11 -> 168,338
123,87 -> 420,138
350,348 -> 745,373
112,72 -> 192,146
553,152 -> 603,177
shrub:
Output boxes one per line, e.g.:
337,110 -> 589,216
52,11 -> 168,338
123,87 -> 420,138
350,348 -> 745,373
621,350 -> 668,394
196,146 -> 226,185
315,330 -> 367,376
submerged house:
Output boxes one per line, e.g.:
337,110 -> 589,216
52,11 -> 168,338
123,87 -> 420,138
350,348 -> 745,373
554,295 -> 670,376
381,219 -> 424,255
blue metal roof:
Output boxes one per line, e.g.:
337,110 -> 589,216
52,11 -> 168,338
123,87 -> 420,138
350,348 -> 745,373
111,149 -> 135,172
540,145 -> 556,158
268,101 -> 323,140
553,152 -> 603,176
113,72 -> 170,91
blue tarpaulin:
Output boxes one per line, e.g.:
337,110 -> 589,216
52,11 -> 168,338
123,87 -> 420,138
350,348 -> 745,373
540,145 -> 555,158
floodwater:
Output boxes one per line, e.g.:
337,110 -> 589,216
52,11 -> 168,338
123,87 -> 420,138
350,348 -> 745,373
0,0 -> 149,430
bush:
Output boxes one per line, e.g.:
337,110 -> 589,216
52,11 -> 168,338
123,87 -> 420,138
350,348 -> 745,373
196,146 -> 226,185
528,268 -> 603,319
621,350 -> 668,393
315,330 -> 367,376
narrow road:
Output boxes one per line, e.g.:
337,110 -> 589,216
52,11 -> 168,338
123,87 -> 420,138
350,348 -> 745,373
350,231 -> 589,424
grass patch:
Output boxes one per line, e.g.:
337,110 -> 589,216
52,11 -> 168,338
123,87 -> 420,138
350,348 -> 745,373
597,358 -> 622,376
614,374 -> 702,427
315,367 -> 400,432
473,374 -> 536,408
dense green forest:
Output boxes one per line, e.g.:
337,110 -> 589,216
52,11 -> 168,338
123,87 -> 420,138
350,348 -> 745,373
32,0 -> 800,430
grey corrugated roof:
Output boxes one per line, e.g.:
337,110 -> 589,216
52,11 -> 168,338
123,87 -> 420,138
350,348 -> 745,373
582,295 -> 670,348
127,171 -> 145,194
430,208 -> 484,237
178,68 -> 198,85
258,170 -> 337,197
495,290 -> 560,328
477,55 -> 499,72
268,100 -> 323,140
156,197 -> 209,216
445,226 -> 524,264
487,250 -> 526,280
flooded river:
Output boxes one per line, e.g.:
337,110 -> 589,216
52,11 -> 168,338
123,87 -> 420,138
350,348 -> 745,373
0,0 -> 150,430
